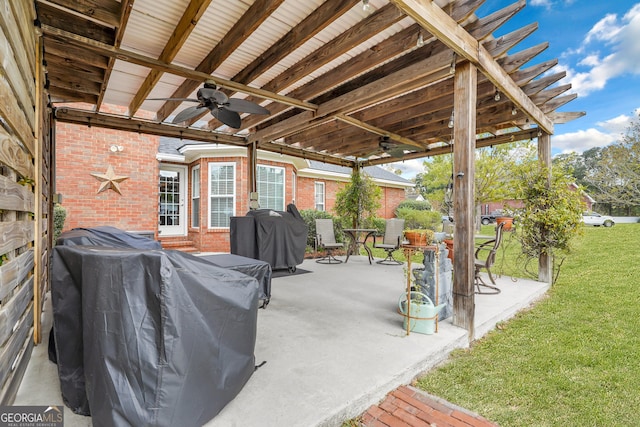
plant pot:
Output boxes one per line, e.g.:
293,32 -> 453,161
404,230 -> 428,246
443,239 -> 454,261
496,216 -> 513,231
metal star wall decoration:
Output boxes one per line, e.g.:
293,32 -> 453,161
91,165 -> 129,195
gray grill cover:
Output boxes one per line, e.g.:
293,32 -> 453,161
230,204 -> 308,270
56,226 -> 162,250
51,245 -> 259,426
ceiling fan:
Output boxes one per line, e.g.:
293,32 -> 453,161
150,81 -> 270,129
365,136 -> 420,158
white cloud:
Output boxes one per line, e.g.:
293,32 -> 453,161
560,4 -> 640,96
529,0 -> 576,9
552,128 -> 617,154
530,0 -> 553,8
596,113 -> 634,134
584,14 -> 622,44
578,54 -> 600,67
387,159 -> 425,180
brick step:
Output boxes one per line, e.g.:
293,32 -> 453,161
160,239 -> 198,253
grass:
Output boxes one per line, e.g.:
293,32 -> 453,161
413,223 -> 640,426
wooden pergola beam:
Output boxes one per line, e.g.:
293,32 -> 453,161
54,107 -> 246,145
155,0 -> 287,121
128,0 -> 213,116
390,0 -> 554,134
40,25 -> 317,112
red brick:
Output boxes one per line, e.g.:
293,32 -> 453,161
379,396 -> 399,413
391,389 -> 437,416
391,406 -> 433,427
405,389 -> 454,416
366,405 -> 387,419
379,411 -> 412,427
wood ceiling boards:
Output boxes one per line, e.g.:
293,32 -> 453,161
37,0 -> 584,167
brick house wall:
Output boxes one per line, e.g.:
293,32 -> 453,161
56,122 -> 160,236
296,177 -> 344,213
296,176 -> 407,218
56,117 -> 413,252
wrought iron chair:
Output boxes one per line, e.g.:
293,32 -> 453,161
374,218 -> 405,265
475,222 -> 505,294
315,219 -> 344,264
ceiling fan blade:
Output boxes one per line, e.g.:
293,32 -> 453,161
223,98 -> 270,115
211,107 -> 242,129
172,105 -> 207,123
387,147 -> 407,158
198,87 -> 228,104
388,144 -> 421,158
147,97 -> 199,102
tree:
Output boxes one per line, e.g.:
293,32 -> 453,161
474,142 -> 536,208
583,113 -> 640,211
415,141 -> 536,213
414,154 -> 452,213
333,167 -> 382,228
511,161 -> 584,283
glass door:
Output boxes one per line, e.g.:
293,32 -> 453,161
158,165 -> 187,236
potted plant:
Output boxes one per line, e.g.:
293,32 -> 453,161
403,229 -> 434,246
496,215 -> 514,231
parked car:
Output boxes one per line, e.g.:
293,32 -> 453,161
581,212 -> 615,227
480,210 -> 506,225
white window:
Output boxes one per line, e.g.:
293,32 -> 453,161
191,165 -> 200,228
315,182 -> 325,211
257,165 -> 285,211
208,163 -> 235,228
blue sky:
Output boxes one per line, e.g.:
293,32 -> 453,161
393,0 -> 640,177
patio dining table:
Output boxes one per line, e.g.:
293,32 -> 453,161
343,228 -> 377,264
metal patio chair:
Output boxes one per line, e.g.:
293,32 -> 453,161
315,219 -> 344,264
475,222 -> 505,294
374,218 -> 405,265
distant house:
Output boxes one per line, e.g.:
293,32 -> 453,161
482,183 -> 595,214
56,125 -> 413,253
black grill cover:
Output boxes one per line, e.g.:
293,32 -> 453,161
231,204 -> 308,270
56,226 -> 162,250
50,244 -> 259,426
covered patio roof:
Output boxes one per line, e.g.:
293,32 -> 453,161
39,0 -> 584,168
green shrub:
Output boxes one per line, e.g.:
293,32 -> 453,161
300,209 -> 345,248
396,199 -> 431,212
396,208 -> 442,231
53,204 -> 67,243
369,217 -> 387,235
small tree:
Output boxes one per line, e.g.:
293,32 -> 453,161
53,204 -> 67,243
333,168 -> 381,228
511,162 -> 584,283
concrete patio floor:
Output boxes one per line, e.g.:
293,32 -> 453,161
15,254 -> 550,426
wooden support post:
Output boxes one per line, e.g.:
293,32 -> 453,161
451,61 -> 477,340
33,32 -> 44,345
537,131 -> 552,283
247,141 -> 257,194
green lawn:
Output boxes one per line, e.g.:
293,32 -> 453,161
414,223 -> 640,426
